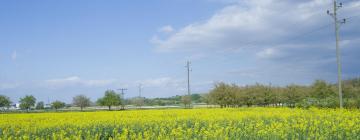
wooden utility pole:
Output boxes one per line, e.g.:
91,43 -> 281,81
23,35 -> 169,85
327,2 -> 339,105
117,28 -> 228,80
327,0 -> 346,109
185,61 -> 192,108
117,88 -> 127,110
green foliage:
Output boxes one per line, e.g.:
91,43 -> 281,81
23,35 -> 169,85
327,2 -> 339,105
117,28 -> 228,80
36,101 -> 45,110
0,95 -> 12,108
73,95 -> 91,111
310,80 -> 336,98
130,97 -> 145,108
138,94 -> 204,106
284,85 -> 306,107
97,90 -> 122,110
207,78 -> 360,109
51,101 -> 66,110
181,95 -> 191,108
19,95 -> 36,111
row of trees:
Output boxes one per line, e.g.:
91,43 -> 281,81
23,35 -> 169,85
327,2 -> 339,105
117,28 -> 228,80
0,94 -> 67,111
0,90 -> 124,112
3,78 -> 358,111
205,78 -> 360,108
1,89 -> 203,112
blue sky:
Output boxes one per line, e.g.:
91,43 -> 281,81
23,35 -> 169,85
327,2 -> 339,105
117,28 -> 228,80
0,0 -> 359,103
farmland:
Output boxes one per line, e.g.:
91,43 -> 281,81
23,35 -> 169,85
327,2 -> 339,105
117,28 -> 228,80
1,108 -> 360,139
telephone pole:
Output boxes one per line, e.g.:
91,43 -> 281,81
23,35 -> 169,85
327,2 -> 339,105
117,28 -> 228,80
137,84 -> 143,108
185,61 -> 192,108
138,84 -> 142,97
327,0 -> 346,109
117,88 -> 127,110
117,88 -> 127,96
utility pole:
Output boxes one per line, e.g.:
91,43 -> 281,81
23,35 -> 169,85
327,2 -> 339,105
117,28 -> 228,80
138,84 -> 143,109
185,61 -> 192,108
117,88 -> 127,96
327,0 -> 346,109
117,88 -> 127,110
138,84 -> 142,97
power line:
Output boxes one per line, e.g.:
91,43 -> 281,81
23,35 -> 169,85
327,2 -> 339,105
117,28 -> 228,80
117,88 -> 127,96
345,14 -> 360,20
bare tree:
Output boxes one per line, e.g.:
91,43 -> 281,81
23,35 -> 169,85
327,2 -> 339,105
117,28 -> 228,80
73,95 -> 91,111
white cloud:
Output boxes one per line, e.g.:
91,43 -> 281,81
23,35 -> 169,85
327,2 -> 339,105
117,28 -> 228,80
256,48 -> 279,59
151,0 -> 360,77
158,25 -> 174,33
136,77 -> 184,88
0,83 -> 19,90
11,51 -> 17,60
45,76 -> 116,88
151,0 -> 339,52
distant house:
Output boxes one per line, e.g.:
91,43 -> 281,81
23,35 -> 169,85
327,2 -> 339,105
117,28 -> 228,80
7,103 -> 20,110
44,104 -> 52,109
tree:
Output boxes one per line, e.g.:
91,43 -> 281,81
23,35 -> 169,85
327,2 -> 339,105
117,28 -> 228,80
0,95 -> 12,110
51,101 -> 66,110
201,94 -> 213,107
209,82 -> 230,108
311,80 -> 336,98
19,95 -> 36,112
181,95 -> 191,108
73,95 -> 91,111
36,101 -> 45,110
134,97 -> 144,108
97,90 -> 122,110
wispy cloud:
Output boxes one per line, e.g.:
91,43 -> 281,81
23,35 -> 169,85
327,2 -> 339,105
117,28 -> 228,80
44,76 -> 116,88
158,25 -> 174,33
151,0 -> 336,52
0,83 -> 20,90
11,51 -> 17,61
136,77 -> 184,88
150,0 -> 360,84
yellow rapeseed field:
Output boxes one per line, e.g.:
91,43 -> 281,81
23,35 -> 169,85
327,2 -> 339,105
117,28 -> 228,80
1,108 -> 360,140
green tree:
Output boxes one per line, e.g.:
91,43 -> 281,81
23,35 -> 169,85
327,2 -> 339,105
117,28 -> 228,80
0,95 -> 12,110
201,93 -> 214,107
311,80 -> 336,98
97,90 -> 122,110
19,95 -> 36,112
191,94 -> 202,103
36,101 -> 45,110
134,97 -> 144,108
181,95 -> 191,108
51,101 -> 66,110
285,85 -> 304,108
73,95 -> 91,111
310,80 -> 337,108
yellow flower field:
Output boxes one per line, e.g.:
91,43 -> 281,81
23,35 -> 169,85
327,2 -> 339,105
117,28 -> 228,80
1,108 -> 360,140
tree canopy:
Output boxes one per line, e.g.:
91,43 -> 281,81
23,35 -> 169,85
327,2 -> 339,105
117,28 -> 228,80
73,95 -> 91,111
51,101 -> 66,110
97,90 -> 122,110
36,101 -> 45,110
206,78 -> 360,109
19,95 -> 36,111
0,95 -> 12,108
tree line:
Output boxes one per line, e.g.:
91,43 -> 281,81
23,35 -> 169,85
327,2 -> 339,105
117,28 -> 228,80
2,78 -> 359,111
204,78 -> 360,108
0,90 -> 124,112
0,89 -> 205,112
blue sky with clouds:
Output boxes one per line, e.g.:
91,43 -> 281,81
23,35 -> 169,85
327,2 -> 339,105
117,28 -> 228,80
0,0 -> 359,103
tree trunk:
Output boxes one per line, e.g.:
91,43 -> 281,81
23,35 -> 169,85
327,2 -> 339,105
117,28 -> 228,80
80,106 -> 83,111
108,106 -> 111,111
